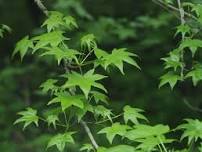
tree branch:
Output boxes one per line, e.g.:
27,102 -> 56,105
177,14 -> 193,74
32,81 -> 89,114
152,0 -> 197,21
177,0 -> 185,78
34,0 -> 49,16
80,120 -> 99,149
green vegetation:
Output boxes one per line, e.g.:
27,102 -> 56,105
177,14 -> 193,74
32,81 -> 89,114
1,0 -> 202,152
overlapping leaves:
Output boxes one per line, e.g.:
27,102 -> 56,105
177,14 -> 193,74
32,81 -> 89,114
63,70 -> 107,98
95,48 -> 140,74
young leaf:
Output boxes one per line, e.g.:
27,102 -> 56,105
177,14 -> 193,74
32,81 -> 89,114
48,92 -> 84,111
161,49 -> 183,71
95,48 -> 140,74
14,107 -> 39,130
159,72 -> 182,89
80,144 -> 94,152
91,91 -> 109,104
12,36 -> 33,60
40,79 -> 59,94
94,105 -> 113,121
81,34 -> 97,51
177,119 -> 202,145
47,115 -> 59,129
40,47 -> 80,65
180,38 -> 202,57
63,16 -> 78,30
123,105 -> 148,125
47,132 -> 75,152
136,135 -> 173,151
185,63 -> 202,86
98,122 -> 131,144
125,124 -> 170,141
63,70 -> 107,98
32,31 -> 68,52
42,11 -> 65,32
175,24 -> 191,38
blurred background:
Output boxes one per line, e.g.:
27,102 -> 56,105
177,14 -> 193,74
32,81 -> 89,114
1,0 -> 202,151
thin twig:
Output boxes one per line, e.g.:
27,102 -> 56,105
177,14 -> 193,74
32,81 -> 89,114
86,113 -> 123,125
184,99 -> 202,113
177,0 -> 185,78
152,0 -> 197,21
80,120 -> 99,149
34,0 -> 49,16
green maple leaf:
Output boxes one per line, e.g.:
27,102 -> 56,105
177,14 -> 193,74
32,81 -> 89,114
161,49 -> 183,71
97,145 -> 135,152
80,144 -> 94,152
47,132 -> 75,152
40,79 -> 59,94
42,11 -> 65,32
177,119 -> 202,145
12,36 -> 33,60
94,105 -> 113,121
180,38 -> 202,57
98,122 -> 131,144
74,102 -> 93,122
42,11 -> 78,32
63,16 -> 78,30
159,72 -> 182,89
123,105 -> 148,125
91,91 -> 109,104
185,63 -> 202,86
81,34 -> 97,51
14,107 -> 39,130
47,115 -> 59,129
48,92 -> 85,111
136,136 -> 173,151
125,124 -> 170,141
32,31 -> 69,52
40,47 -> 80,65
175,24 -> 191,38
95,48 -> 140,74
63,70 -> 107,98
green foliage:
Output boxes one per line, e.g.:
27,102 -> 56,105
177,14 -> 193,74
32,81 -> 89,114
0,24 -> 11,38
80,144 -> 94,152
177,119 -> 202,144
12,36 -> 33,60
42,11 -> 78,32
32,31 -> 68,52
97,145 -> 135,152
95,48 -> 140,74
98,123 -> 131,144
47,132 -> 75,152
40,47 -> 80,65
48,92 -> 84,111
159,72 -> 182,89
10,1 -> 202,151
46,115 -> 59,129
185,63 -> 202,86
63,70 -> 107,98
14,107 -> 39,130
123,105 -> 147,124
